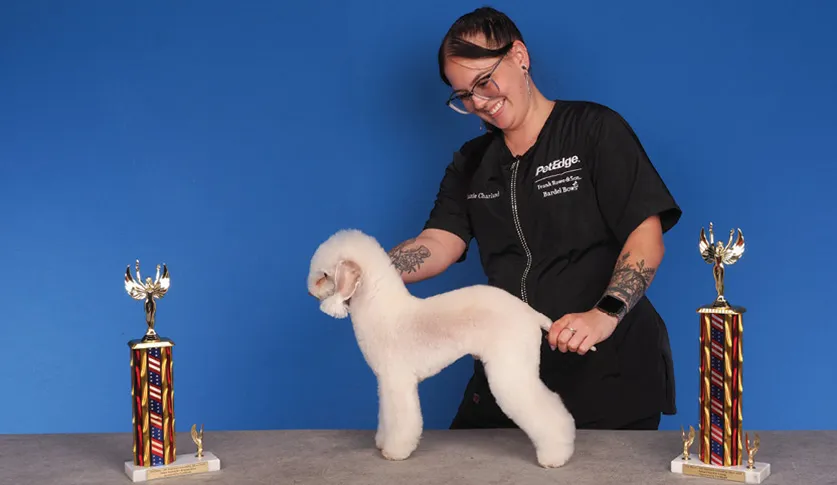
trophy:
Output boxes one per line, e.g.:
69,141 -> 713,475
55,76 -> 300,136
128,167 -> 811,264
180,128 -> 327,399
192,424 -> 204,458
670,223 -> 771,483
122,260 -> 222,482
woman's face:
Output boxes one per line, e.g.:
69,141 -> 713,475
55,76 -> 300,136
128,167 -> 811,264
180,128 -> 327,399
443,38 -> 530,131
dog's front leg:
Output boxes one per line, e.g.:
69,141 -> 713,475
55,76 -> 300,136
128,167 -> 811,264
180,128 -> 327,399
375,380 -> 387,450
377,373 -> 422,461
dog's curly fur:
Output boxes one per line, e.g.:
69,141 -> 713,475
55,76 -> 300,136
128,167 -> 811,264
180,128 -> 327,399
307,229 -> 576,468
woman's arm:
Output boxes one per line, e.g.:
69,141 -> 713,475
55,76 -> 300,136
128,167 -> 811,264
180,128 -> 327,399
548,214 -> 666,354
601,214 -> 665,317
388,228 -> 467,284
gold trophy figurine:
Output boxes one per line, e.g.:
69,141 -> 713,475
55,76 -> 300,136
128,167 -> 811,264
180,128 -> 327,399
191,424 -> 204,459
681,425 -> 695,460
746,432 -> 760,470
698,222 -> 745,308
124,260 -> 171,342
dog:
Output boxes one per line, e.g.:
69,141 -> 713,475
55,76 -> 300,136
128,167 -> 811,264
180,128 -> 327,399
307,229 -> 576,468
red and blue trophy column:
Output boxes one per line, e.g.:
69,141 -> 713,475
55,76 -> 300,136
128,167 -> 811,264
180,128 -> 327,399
129,338 -> 176,467
698,306 -> 744,467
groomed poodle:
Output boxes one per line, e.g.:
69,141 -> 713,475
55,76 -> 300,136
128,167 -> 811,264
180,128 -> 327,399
307,229 -> 576,468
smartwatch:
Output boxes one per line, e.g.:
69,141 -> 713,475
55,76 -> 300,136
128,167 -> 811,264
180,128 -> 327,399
595,295 -> 627,320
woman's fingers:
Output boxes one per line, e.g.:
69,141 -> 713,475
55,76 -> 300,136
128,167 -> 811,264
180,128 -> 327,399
547,314 -> 598,354
566,327 -> 587,353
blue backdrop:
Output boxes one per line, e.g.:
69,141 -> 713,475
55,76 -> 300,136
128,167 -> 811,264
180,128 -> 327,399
1,0 -> 835,435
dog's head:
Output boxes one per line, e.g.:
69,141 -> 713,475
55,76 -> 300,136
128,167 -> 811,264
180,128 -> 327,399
308,258 -> 362,319
308,230 -> 373,319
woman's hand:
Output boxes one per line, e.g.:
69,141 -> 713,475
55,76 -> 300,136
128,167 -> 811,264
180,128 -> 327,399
547,309 -> 618,355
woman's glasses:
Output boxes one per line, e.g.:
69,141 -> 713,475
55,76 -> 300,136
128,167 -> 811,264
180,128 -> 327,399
446,45 -> 512,115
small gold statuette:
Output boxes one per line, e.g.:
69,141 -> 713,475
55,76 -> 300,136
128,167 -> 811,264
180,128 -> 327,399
746,432 -> 760,469
699,222 -> 745,307
191,424 -> 204,459
680,425 -> 695,460
125,259 -> 171,342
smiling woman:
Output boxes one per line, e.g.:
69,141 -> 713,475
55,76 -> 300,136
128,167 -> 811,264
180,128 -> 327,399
386,6 -> 683,433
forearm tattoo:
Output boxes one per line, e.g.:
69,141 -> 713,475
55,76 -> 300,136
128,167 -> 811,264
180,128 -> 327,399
604,251 -> 657,311
388,238 -> 431,274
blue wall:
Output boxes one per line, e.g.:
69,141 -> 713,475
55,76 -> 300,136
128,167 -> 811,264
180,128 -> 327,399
1,0 -> 835,435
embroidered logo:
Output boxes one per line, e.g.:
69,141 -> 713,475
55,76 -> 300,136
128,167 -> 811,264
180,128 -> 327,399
534,155 -> 581,177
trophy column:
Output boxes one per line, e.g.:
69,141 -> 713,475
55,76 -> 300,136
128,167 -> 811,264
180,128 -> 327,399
129,339 -> 176,467
698,304 -> 744,467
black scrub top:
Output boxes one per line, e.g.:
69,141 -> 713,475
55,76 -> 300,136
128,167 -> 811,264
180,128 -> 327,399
423,100 -> 682,429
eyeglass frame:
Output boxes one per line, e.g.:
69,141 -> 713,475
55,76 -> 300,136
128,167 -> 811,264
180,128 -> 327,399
445,43 -> 514,115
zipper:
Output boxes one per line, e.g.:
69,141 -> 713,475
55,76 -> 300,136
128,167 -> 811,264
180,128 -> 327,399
510,158 -> 533,303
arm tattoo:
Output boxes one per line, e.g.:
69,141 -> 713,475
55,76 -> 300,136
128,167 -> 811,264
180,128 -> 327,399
388,238 -> 431,274
604,251 -> 658,311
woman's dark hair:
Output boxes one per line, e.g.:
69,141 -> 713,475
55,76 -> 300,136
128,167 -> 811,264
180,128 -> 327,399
437,7 -> 525,87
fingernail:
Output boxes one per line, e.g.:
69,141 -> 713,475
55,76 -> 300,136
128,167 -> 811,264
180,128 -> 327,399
549,344 -> 556,351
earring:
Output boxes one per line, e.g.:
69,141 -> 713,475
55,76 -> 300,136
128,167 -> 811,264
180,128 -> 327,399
525,72 -> 531,96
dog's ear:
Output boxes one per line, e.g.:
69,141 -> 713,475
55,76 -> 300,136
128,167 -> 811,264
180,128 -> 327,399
334,259 -> 361,300
319,259 -> 361,319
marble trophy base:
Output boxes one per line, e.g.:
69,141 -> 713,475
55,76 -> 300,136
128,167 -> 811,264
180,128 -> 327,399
125,452 -> 221,482
671,453 -> 770,483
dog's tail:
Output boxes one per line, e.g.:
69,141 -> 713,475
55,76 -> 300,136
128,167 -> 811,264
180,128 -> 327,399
536,313 -> 553,332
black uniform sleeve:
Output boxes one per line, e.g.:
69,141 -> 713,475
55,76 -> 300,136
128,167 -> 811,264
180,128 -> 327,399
423,149 -> 475,263
591,107 -> 682,244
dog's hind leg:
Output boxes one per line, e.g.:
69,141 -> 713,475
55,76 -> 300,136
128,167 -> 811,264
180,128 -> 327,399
375,380 -> 387,450
483,351 -> 576,468
377,373 -> 423,461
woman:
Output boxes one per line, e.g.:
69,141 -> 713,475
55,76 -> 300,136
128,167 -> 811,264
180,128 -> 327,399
388,7 -> 682,430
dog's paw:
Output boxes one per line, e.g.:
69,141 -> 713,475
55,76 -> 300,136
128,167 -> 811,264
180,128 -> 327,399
381,446 -> 414,461
536,443 -> 574,468
380,437 -> 418,461
375,431 -> 385,450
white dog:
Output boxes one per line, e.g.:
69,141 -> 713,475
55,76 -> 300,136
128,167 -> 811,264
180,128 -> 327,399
307,229 -> 576,468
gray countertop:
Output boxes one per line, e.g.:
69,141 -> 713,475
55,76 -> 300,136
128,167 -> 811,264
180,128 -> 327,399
0,429 -> 833,484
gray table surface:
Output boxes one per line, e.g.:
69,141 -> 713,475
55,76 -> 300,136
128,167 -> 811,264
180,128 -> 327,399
0,429 -> 833,485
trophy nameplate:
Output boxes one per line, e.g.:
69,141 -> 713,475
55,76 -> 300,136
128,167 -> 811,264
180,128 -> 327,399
670,223 -> 771,483
122,260 -> 221,482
